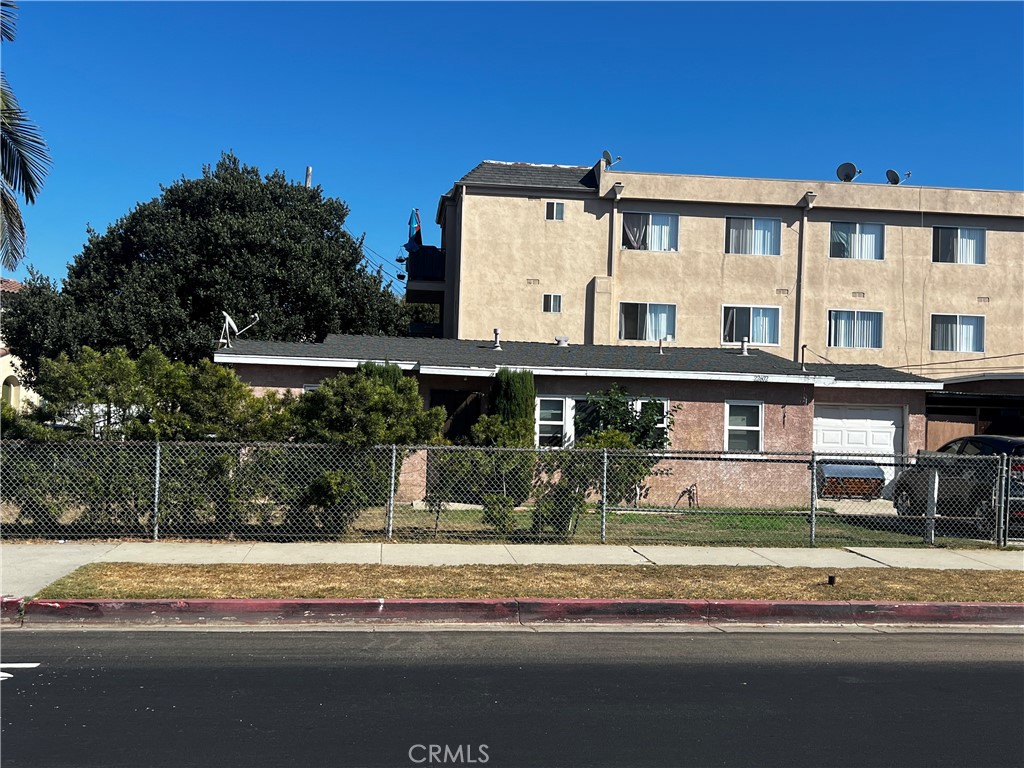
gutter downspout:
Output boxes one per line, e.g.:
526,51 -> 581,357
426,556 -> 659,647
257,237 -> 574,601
794,191 -> 817,362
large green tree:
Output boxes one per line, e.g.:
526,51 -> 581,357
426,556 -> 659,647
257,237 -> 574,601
21,345 -> 292,441
3,153 -> 406,381
1,0 -> 51,271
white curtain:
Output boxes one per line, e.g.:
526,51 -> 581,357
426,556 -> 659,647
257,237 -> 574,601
852,224 -> 883,260
856,311 -> 882,348
752,219 -> 780,255
645,304 -> 675,341
648,214 -> 677,251
958,316 -> 984,351
957,228 -> 985,264
750,308 -> 777,344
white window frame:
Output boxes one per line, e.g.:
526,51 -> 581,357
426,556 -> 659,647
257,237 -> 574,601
621,212 -> 679,252
535,396 -> 670,448
618,302 -> 677,342
720,305 -> 781,346
536,397 -> 573,448
827,309 -> 884,349
542,294 -> 562,313
932,226 -> 986,265
929,314 -> 986,353
724,217 -> 782,256
545,201 -> 565,221
303,384 -> 321,392
724,400 -> 763,454
829,221 -> 885,261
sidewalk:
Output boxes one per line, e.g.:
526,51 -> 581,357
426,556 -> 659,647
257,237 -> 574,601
3,541 -> 1023,598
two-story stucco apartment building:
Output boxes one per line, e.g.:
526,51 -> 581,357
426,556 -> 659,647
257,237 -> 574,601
402,157 -> 1023,442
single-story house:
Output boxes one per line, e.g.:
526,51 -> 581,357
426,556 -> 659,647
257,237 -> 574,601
215,334 -> 941,508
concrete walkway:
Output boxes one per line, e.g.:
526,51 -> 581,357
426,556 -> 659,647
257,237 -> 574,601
3,542 -> 1022,598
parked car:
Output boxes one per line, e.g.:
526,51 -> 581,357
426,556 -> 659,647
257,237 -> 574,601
892,435 -> 1024,538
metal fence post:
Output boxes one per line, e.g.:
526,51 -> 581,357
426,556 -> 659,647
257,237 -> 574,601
600,449 -> 608,544
152,442 -> 161,541
924,468 -> 938,545
996,454 -> 1008,547
386,444 -> 397,540
809,452 -> 817,547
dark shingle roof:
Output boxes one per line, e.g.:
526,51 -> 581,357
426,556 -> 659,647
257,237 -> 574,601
216,334 -> 937,386
804,363 -> 938,384
458,161 -> 598,191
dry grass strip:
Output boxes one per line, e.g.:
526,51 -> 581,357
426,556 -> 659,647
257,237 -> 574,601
34,563 -> 1024,603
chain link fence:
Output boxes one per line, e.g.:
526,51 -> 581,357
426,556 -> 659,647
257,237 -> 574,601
2,440 -> 1019,547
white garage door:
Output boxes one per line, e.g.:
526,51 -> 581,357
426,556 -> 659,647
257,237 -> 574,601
813,405 -> 904,482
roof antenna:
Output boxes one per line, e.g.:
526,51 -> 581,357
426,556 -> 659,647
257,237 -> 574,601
218,311 -> 259,348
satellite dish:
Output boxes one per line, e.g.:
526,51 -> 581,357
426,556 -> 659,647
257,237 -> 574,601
218,311 -> 259,349
222,311 -> 239,334
601,150 -> 622,167
886,169 -> 911,185
836,162 -> 861,182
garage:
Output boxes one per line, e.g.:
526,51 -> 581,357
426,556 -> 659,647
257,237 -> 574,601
813,405 -> 904,482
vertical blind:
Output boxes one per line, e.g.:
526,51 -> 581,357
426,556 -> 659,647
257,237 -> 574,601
830,222 -> 884,260
828,310 -> 883,348
726,218 -> 781,255
931,315 -> 984,352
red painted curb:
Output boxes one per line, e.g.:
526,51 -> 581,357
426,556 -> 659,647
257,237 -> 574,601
1,597 -> 24,624
517,599 -> 707,623
14,598 -> 1024,626
20,598 -> 520,625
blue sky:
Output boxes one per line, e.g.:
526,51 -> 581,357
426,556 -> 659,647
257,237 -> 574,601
4,1 -> 1023,288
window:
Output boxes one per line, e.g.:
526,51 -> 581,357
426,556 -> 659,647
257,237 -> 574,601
830,222 -> 884,260
622,213 -> 678,251
619,302 -> 676,341
539,396 -> 670,448
545,201 -> 564,221
933,227 -> 985,264
537,398 -> 568,447
542,294 -> 562,313
725,217 -> 781,256
725,401 -> 762,452
303,384 -> 321,392
931,314 -> 985,352
722,306 -> 780,345
827,310 -> 883,349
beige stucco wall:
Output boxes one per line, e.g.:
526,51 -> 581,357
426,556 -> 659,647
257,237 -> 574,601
443,168 -> 1023,380
454,191 -> 612,344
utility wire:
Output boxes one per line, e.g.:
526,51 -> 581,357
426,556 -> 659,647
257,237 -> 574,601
895,352 -> 1024,370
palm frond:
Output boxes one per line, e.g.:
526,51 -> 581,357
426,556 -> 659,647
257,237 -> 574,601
0,182 -> 27,271
0,0 -> 16,43
1,71 -> 51,204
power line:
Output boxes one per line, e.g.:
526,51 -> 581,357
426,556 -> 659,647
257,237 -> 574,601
895,352 -> 1024,370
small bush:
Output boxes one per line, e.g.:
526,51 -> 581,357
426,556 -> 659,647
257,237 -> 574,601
298,469 -> 368,535
481,493 -> 515,535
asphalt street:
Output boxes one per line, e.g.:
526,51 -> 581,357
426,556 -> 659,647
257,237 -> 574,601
1,630 -> 1022,768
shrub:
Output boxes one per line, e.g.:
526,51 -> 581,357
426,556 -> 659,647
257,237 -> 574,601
481,493 -> 515,535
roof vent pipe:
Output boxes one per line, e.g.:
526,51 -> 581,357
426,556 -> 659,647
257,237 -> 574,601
492,328 -> 502,351
555,336 -> 569,347
741,337 -> 749,356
